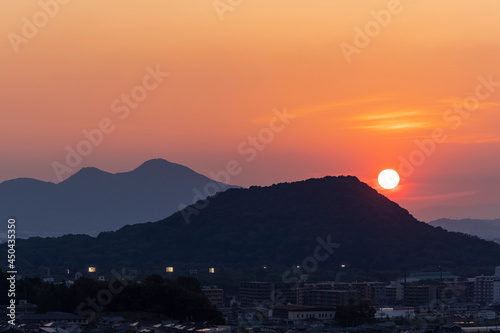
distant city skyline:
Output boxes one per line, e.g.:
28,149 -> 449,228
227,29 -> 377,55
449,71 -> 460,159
1,1 -> 499,221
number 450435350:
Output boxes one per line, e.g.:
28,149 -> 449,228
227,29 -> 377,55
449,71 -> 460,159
7,219 -> 15,270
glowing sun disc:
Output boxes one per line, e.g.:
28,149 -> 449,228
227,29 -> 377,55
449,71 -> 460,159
378,169 -> 400,189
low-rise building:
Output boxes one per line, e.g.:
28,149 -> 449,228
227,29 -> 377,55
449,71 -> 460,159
18,312 -> 88,325
475,309 -> 496,321
374,307 -> 415,319
16,300 -> 37,314
271,305 -> 335,325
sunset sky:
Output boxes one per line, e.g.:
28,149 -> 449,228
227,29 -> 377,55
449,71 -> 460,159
1,0 -> 499,221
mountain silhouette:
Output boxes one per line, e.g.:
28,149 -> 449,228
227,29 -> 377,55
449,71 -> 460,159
0,159 -> 235,238
7,176 -> 500,281
430,218 -> 500,242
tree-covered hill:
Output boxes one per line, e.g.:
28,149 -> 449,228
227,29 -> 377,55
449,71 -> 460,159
5,176 -> 500,281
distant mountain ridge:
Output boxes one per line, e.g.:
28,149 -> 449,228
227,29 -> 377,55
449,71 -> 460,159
0,159 -> 236,238
429,218 -> 500,242
411,204 -> 500,222
7,176 -> 500,281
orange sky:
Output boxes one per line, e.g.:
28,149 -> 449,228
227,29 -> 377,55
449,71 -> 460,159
1,0 -> 499,221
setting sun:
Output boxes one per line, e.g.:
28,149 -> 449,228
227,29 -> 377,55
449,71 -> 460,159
378,169 -> 400,189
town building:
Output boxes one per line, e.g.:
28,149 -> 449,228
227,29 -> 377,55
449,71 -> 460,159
386,281 -> 404,303
271,305 -> 335,325
374,307 -> 415,319
18,312 -> 88,325
403,283 -> 437,306
402,272 -> 460,283
297,281 -> 385,307
203,286 -> 224,308
474,267 -> 500,305
239,282 -> 297,307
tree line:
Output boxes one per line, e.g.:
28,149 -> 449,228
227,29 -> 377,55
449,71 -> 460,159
0,270 -> 224,324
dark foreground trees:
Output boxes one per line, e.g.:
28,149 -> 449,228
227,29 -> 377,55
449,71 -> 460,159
335,299 -> 376,327
9,271 -> 223,324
